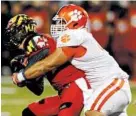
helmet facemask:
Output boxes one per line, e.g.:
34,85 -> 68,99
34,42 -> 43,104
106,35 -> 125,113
51,15 -> 67,40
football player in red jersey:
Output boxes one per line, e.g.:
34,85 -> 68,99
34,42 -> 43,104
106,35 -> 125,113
5,14 -> 90,116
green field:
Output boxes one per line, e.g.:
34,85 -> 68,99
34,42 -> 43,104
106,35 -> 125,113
1,77 -> 136,116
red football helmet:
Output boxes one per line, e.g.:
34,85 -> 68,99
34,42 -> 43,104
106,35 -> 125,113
51,4 -> 89,39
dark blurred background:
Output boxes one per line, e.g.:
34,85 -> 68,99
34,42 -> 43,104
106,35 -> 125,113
1,1 -> 136,81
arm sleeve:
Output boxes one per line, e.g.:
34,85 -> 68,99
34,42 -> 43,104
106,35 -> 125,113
61,46 -> 86,59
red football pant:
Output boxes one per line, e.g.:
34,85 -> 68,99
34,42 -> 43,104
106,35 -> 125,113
28,82 -> 84,116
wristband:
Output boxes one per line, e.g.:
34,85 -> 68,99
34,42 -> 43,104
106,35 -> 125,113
17,70 -> 26,82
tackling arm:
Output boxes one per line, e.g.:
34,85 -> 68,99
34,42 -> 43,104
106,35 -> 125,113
16,46 -> 85,82
24,48 -> 70,79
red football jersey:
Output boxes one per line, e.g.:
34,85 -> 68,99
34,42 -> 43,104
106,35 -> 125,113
31,34 -> 85,91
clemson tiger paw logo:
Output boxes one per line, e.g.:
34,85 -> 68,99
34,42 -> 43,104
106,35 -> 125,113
71,9 -> 82,21
61,34 -> 70,43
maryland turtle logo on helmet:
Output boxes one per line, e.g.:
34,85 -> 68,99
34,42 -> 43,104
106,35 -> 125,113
5,14 -> 37,50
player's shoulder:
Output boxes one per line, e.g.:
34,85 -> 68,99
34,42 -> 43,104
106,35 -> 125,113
31,33 -> 56,50
60,29 -> 84,37
58,29 -> 83,42
32,34 -> 54,44
57,29 -> 88,47
32,34 -> 48,47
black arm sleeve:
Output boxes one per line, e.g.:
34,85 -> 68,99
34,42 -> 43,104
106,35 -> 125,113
24,48 -> 50,96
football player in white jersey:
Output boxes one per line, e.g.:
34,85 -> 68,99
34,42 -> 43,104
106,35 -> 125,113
13,4 -> 132,116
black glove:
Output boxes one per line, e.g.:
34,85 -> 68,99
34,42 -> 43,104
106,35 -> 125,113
11,48 -> 49,95
16,69 -> 44,95
10,54 -> 25,72
25,77 -> 44,96
10,54 -> 44,95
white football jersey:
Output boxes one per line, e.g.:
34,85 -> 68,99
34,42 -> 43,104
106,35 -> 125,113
57,28 -> 129,88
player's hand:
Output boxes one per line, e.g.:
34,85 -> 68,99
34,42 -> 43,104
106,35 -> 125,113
10,54 -> 27,72
12,73 -> 19,85
11,72 -> 26,87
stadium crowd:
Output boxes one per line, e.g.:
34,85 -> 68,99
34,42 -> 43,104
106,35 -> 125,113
1,1 -> 136,81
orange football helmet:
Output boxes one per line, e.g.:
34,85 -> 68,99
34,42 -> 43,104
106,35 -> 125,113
51,4 -> 89,39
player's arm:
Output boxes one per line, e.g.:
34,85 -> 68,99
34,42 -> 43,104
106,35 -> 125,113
24,47 -> 73,79
11,54 -> 44,95
15,31 -> 85,82
24,46 -> 85,79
